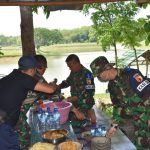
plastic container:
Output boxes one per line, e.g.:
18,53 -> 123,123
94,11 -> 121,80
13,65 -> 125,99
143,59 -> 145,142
45,101 -> 72,124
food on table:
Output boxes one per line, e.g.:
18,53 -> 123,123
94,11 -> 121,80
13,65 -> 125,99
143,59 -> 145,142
29,142 -> 55,150
42,129 -> 68,139
58,141 -> 82,150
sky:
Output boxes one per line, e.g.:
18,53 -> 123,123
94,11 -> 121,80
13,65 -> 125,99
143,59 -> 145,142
0,6 -> 92,36
0,5 -> 150,36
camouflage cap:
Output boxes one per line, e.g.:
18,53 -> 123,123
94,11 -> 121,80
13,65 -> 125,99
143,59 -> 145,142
90,56 -> 113,77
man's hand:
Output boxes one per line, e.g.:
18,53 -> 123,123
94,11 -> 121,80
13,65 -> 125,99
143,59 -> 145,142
72,108 -> 85,120
106,127 -> 117,138
88,108 -> 96,124
106,124 -> 118,138
66,96 -> 78,102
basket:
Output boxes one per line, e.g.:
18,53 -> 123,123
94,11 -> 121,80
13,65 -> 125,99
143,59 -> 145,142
45,101 -> 72,124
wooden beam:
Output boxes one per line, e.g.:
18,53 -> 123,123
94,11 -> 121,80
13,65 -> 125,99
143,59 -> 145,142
0,0 -> 128,6
136,0 -> 150,4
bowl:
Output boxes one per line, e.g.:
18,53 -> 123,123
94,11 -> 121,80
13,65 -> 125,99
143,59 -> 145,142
29,142 -> 56,150
45,101 -> 72,124
41,129 -> 69,144
57,141 -> 82,150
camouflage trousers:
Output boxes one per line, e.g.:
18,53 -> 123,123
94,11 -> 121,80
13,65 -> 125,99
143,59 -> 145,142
15,103 -> 32,150
133,117 -> 150,150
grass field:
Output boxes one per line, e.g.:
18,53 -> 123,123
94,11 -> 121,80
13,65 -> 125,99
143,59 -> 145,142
0,43 -> 102,57
0,42 -> 149,57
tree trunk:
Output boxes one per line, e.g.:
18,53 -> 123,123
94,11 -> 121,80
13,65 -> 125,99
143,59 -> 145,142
20,6 -> 35,56
133,47 -> 139,70
113,42 -> 118,68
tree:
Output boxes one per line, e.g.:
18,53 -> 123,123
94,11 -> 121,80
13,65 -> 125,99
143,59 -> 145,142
20,6 -> 35,55
83,1 -> 139,67
0,35 -> 7,46
48,29 -> 64,44
144,17 -> 150,45
120,18 -> 146,69
34,28 -> 51,50
71,27 -> 90,43
34,28 -> 63,50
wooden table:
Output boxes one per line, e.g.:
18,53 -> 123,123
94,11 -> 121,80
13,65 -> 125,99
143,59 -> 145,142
94,105 -> 137,150
29,105 -> 137,150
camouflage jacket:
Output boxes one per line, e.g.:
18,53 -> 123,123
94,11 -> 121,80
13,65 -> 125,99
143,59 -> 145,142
108,69 -> 150,124
60,66 -> 95,110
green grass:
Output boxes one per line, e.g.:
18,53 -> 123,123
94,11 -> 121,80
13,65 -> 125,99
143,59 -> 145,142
0,42 -> 149,57
94,93 -> 111,104
0,43 -> 102,57
39,43 -> 102,56
94,93 -> 113,117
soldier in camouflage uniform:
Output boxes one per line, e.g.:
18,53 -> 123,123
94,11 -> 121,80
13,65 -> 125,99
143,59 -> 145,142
90,56 -> 150,149
34,54 -> 48,83
16,55 -> 49,149
58,54 -> 96,127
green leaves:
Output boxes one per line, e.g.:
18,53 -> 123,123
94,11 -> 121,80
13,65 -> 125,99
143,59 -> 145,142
82,1 -> 141,67
144,20 -> 150,45
144,22 -> 150,32
34,28 -> 63,50
32,6 -> 50,19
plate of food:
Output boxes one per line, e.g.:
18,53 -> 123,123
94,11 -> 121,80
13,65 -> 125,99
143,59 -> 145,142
42,129 -> 69,144
29,142 -> 56,150
57,140 -> 82,150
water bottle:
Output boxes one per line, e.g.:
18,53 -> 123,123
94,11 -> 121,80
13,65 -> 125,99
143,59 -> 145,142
53,107 -> 61,129
91,124 -> 96,136
37,107 -> 43,119
101,126 -> 106,136
97,125 -> 102,136
46,107 -> 50,115
46,109 -> 54,130
38,109 -> 47,133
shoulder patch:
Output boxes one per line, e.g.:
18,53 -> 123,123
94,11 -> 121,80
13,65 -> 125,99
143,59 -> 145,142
133,73 -> 143,82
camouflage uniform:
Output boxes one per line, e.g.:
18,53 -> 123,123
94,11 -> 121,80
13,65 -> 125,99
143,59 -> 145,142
15,71 -> 48,149
60,65 -> 95,127
90,56 -> 150,149
15,103 -> 33,150
108,69 -> 150,149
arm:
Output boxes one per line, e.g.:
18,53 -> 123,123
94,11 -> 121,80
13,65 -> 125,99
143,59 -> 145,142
34,82 -> 57,94
58,74 -> 71,89
108,81 -> 124,124
72,107 -> 85,120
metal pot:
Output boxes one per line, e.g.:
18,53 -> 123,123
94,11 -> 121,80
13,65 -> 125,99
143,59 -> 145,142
41,129 -> 69,144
